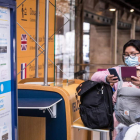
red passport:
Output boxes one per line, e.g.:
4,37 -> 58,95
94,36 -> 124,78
121,67 -> 136,82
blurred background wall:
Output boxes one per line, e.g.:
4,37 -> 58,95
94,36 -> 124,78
75,0 -> 140,80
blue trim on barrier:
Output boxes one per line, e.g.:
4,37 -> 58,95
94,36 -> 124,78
0,1 -> 17,139
0,0 -> 16,8
0,80 -> 11,94
18,89 -> 67,140
10,5 -> 17,140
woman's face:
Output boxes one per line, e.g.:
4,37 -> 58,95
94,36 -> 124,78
124,46 -> 140,65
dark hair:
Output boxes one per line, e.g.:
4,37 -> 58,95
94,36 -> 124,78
123,40 -> 140,53
122,40 -> 140,62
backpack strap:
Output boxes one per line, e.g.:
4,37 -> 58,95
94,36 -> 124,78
117,66 -> 123,89
105,85 -> 114,140
109,130 -> 113,140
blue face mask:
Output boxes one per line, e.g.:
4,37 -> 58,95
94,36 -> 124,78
125,56 -> 139,66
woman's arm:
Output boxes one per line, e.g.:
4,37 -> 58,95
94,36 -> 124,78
91,66 -> 120,89
91,70 -> 110,83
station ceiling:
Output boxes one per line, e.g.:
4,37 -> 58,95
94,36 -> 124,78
110,0 -> 140,14
123,0 -> 140,10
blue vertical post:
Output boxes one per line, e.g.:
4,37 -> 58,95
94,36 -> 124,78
0,0 -> 17,140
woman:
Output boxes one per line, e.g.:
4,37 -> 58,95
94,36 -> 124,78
91,40 -> 140,140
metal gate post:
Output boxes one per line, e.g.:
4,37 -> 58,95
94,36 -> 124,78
44,0 -> 49,86
100,132 -> 107,140
35,0 -> 39,78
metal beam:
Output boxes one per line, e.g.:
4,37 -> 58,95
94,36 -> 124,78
35,0 -> 39,78
84,11 -> 112,26
17,0 -> 26,8
118,21 -> 131,29
44,0 -> 49,86
101,0 -> 140,18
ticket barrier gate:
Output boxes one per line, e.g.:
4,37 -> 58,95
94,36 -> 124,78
18,78 -> 109,140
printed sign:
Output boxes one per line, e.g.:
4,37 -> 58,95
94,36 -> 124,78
21,34 -> 27,51
0,6 -> 12,140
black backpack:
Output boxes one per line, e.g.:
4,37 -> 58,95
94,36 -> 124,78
76,80 -> 114,140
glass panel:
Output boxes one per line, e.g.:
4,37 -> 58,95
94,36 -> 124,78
16,0 -> 56,84
83,22 -> 90,33
54,0 -> 75,86
16,0 -> 75,86
83,34 -> 90,63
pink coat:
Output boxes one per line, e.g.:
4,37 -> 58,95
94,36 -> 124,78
91,66 -> 139,140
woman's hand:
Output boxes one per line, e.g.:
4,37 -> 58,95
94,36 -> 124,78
131,76 -> 140,86
106,75 -> 119,83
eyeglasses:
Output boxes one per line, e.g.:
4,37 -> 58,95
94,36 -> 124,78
123,53 -> 140,59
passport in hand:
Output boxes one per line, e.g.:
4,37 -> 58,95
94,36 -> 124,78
121,67 -> 136,82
